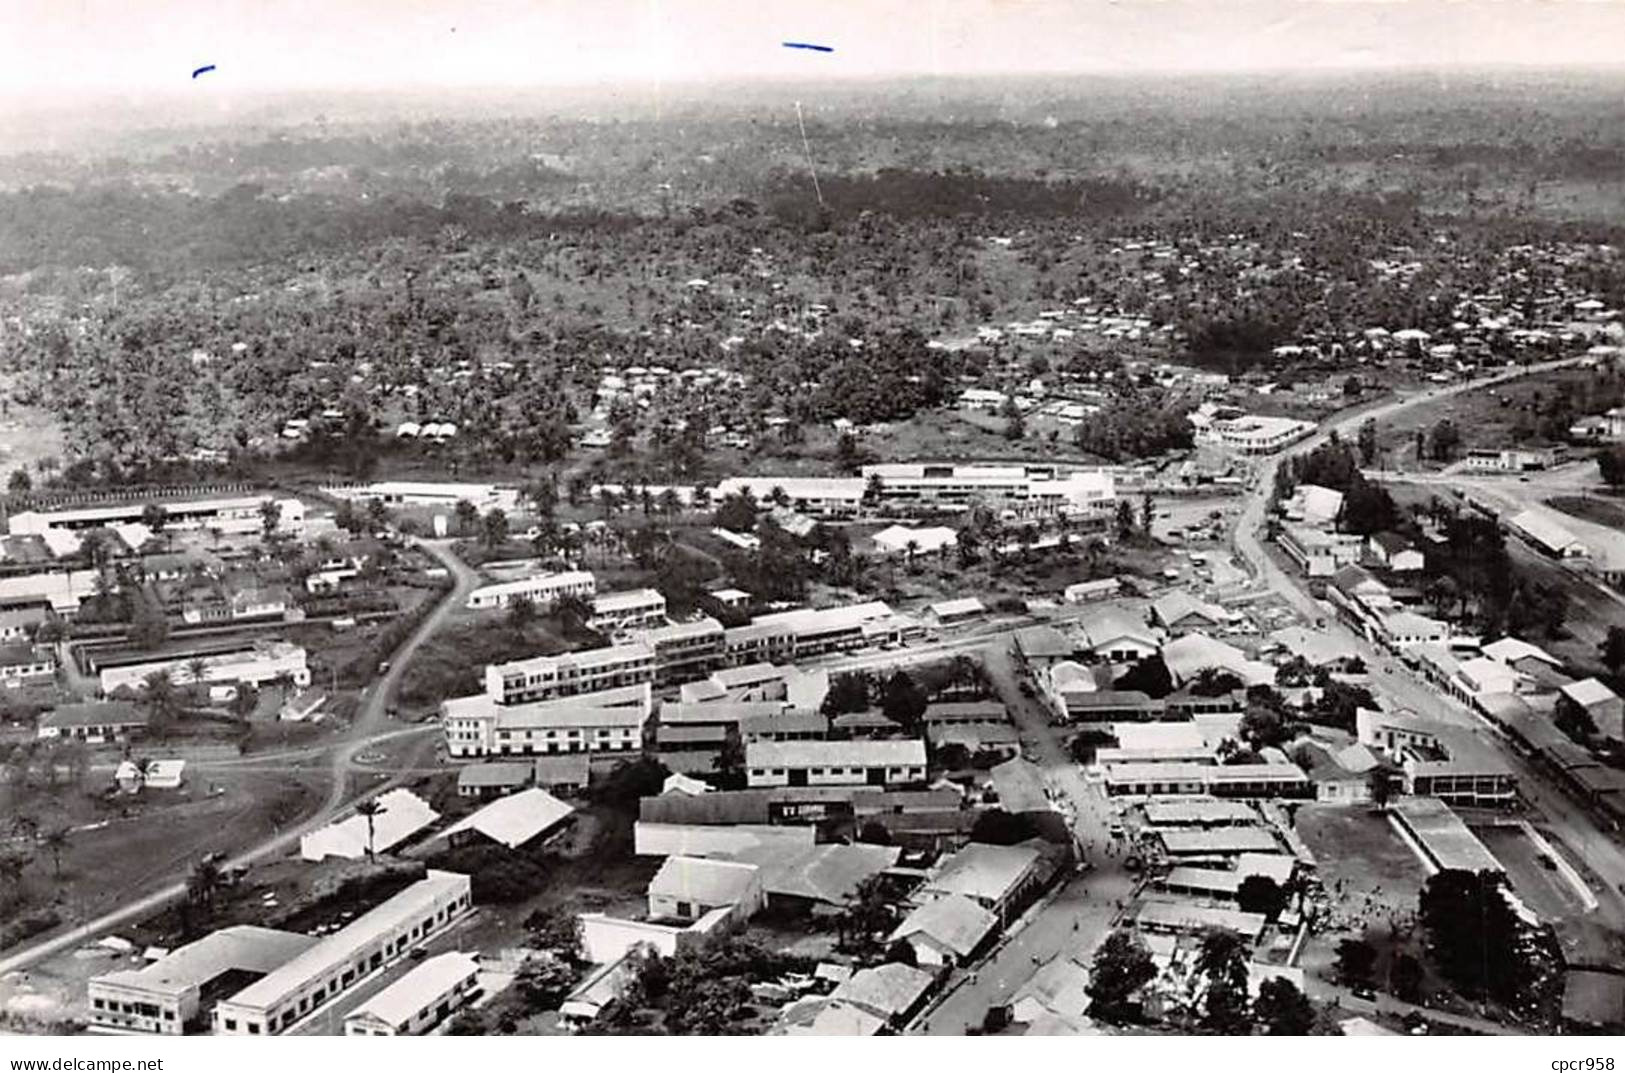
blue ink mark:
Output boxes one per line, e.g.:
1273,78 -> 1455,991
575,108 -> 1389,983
192,64 -> 217,79
782,42 -> 833,53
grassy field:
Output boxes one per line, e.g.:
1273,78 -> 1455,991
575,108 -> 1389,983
1373,367 -> 1598,468
1547,494 -> 1625,531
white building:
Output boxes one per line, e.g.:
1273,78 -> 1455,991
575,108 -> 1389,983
342,952 -> 482,1036
98,642 -> 310,695
442,682 -> 653,759
745,739 -> 927,788
299,789 -> 440,862
1198,414 -> 1316,455
8,495 -> 305,538
89,926 -> 318,1035
466,570 -> 596,611
213,871 -> 473,1036
711,477 -> 866,518
860,463 -> 1115,518
483,642 -> 655,703
322,481 -> 520,513
590,588 -> 668,631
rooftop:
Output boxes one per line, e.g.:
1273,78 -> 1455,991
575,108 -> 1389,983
436,787 -> 573,849
746,739 -> 926,770
923,842 -> 1041,905
94,926 -> 316,999
345,952 -> 480,1029
888,894 -> 997,958
648,855 -> 760,906
222,871 -> 468,1012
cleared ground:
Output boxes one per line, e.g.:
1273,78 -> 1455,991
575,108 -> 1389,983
1298,804 -> 1426,916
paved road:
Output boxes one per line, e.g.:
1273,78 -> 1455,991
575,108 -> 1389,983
0,539 -> 479,978
910,639 -> 1139,1033
1231,354 -> 1625,915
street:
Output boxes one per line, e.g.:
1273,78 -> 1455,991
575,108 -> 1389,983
911,639 -> 1140,1032
0,539 -> 481,978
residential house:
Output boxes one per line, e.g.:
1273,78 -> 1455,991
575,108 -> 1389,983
36,701 -> 148,743
647,856 -> 765,922
1150,592 -> 1228,635
1560,678 -> 1625,744
1367,532 -> 1424,573
887,895 -> 997,967
455,762 -> 533,799
0,642 -> 55,684
1076,608 -> 1161,662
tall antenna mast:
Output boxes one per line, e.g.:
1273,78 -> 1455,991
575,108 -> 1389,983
794,100 -> 825,208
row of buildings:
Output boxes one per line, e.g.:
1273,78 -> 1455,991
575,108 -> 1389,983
89,870 -> 475,1036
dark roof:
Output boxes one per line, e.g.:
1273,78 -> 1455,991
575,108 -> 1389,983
739,710 -> 829,736
0,643 -> 47,666
532,753 -> 591,785
833,711 -> 902,731
41,701 -> 147,729
1370,531 -> 1415,554
655,724 -> 729,746
456,762 -> 532,790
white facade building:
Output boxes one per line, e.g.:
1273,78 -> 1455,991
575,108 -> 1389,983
8,495 -> 305,538
466,570 -> 596,611
212,871 -> 472,1037
342,951 -> 482,1036
98,642 -> 310,695
442,682 -> 653,759
745,739 -> 927,788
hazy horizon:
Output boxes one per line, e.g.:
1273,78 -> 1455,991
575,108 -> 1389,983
5,0 -> 1625,98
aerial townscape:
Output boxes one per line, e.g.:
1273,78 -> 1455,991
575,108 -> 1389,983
6,0 -> 1625,1046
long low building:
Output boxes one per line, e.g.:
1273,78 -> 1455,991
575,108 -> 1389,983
342,951 -> 482,1037
212,871 -> 472,1036
1134,899 -> 1268,938
723,601 -> 918,664
466,570 -> 596,611
712,477 -> 866,518
859,463 -> 1115,519
1155,827 -> 1283,857
89,926 -> 318,1035
443,682 -> 652,759
745,739 -> 927,788
322,481 -> 520,513
8,494 -> 305,538
99,641 -> 310,695
484,643 -> 654,703
1105,761 -> 1310,798
591,588 -> 668,632
1390,797 -> 1504,875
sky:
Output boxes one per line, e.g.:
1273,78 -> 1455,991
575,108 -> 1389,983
2,0 -> 1624,95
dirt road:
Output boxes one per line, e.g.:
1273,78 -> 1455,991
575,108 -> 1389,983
0,540 -> 480,977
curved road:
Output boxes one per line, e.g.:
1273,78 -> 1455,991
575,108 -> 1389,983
1231,353 -> 1625,913
0,539 -> 481,977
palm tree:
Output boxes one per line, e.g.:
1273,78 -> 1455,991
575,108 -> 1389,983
187,857 -> 223,908
552,592 -> 595,632
354,799 -> 385,860
142,670 -> 179,738
185,657 -> 211,690
40,828 -> 69,878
